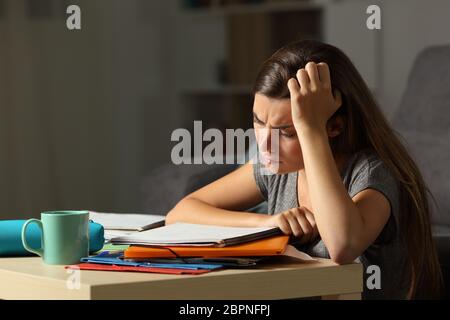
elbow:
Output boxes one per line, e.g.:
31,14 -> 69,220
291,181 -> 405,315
164,210 -> 176,225
165,206 -> 183,225
165,198 -> 187,225
327,241 -> 359,265
165,208 -> 178,225
329,252 -> 354,265
165,196 -> 196,225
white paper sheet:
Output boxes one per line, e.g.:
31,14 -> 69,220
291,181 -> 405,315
89,211 -> 165,231
110,222 -> 278,246
103,230 -> 139,241
283,245 -> 316,261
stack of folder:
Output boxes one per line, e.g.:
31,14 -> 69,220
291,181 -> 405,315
66,223 -> 314,275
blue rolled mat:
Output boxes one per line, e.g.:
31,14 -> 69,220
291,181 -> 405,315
0,220 -> 105,256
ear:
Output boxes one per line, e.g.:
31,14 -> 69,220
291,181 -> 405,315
333,89 -> 343,108
326,115 -> 345,138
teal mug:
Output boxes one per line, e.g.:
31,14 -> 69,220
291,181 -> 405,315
21,211 -> 89,265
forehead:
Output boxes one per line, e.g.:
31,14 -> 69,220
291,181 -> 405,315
253,94 -> 292,125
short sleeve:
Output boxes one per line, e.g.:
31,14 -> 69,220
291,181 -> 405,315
252,161 -> 269,201
347,153 -> 400,244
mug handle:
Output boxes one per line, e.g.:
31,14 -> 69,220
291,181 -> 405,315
21,219 -> 44,257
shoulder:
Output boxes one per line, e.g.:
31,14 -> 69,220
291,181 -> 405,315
344,150 -> 401,227
346,149 -> 402,244
349,149 -> 387,176
345,149 -> 398,196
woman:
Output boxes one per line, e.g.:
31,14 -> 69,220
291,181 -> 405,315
166,40 -> 442,299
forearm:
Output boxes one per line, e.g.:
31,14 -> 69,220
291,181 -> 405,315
298,127 -> 364,262
165,197 -> 269,228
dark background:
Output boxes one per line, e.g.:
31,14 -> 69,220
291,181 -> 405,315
1,0 -> 449,219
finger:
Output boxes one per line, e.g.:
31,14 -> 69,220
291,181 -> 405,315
298,216 -> 313,244
293,211 -> 313,244
277,215 -> 292,235
287,78 -> 300,96
296,69 -> 310,92
300,206 -> 315,222
284,211 -> 303,238
317,62 -> 331,87
288,79 -> 301,120
300,207 -> 318,236
312,226 -> 319,241
302,209 -> 319,240
303,209 -> 316,230
305,62 -> 320,89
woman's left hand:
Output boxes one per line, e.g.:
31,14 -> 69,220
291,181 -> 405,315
287,62 -> 342,133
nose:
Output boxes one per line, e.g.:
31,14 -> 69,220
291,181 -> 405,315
258,128 -> 272,155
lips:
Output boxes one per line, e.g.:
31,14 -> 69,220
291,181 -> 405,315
259,154 -> 281,164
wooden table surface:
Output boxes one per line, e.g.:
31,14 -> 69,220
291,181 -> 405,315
0,256 -> 363,300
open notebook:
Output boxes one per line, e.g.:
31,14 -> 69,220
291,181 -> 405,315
89,211 -> 165,232
110,222 -> 282,247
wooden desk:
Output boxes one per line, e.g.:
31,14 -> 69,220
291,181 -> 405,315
0,257 -> 362,300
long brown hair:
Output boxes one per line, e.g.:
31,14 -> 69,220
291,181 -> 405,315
254,39 -> 442,299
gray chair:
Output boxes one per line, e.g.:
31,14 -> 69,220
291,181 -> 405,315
392,45 -> 450,297
141,162 -> 268,215
140,137 -> 268,214
141,163 -> 239,214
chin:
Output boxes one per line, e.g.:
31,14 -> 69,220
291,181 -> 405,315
263,162 -> 287,175
263,162 -> 302,175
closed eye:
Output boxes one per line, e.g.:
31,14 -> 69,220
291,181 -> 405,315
253,113 -> 265,125
280,131 -> 296,138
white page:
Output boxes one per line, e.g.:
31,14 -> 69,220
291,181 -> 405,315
89,211 -> 165,231
103,230 -> 139,241
111,222 -> 277,245
283,245 -> 316,261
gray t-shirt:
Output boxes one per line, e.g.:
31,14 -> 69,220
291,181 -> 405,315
253,149 -> 410,299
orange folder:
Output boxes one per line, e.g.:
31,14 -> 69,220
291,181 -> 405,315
124,235 -> 290,259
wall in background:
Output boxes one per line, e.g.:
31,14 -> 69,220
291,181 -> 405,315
324,0 -> 378,94
382,0 -> 450,118
0,0 -> 185,218
1,0 -> 449,219
0,0 -> 117,219
109,0 -> 176,213
325,0 -> 450,119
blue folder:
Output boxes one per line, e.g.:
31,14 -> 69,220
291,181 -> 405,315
0,220 -> 105,256
81,252 -> 223,270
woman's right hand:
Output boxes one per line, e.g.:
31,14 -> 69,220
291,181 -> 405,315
262,207 -> 319,245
